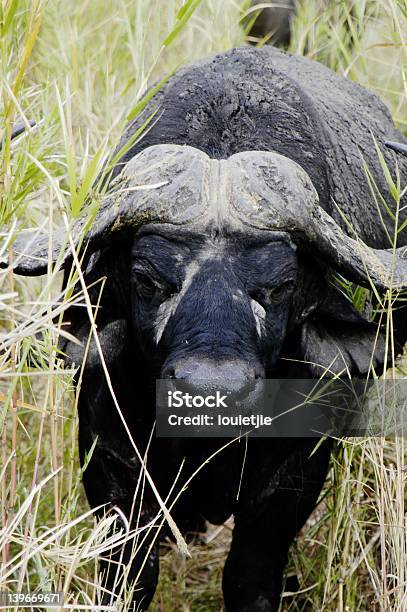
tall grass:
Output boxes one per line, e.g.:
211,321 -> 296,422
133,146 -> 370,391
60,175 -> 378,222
0,0 -> 406,610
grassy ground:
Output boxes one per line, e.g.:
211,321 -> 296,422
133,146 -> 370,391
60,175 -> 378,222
0,0 -> 406,610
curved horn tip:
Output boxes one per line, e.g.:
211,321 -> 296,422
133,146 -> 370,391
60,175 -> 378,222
0,120 -> 37,151
1,259 -> 49,277
384,140 -> 407,157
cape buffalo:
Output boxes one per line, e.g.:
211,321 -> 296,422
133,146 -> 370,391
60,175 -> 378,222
7,46 -> 407,611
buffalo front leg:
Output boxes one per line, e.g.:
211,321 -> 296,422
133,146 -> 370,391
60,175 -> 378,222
78,433 -> 161,610
77,368 -> 164,610
79,449 -> 161,609
222,439 -> 332,612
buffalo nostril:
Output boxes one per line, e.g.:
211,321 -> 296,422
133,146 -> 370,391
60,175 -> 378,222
162,363 -> 196,379
162,366 -> 176,380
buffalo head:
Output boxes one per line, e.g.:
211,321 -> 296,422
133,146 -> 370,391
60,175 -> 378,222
6,145 -> 407,389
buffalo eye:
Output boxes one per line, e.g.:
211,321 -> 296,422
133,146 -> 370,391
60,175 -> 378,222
134,272 -> 166,300
252,280 -> 295,307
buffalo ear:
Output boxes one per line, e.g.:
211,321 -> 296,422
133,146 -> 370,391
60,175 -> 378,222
300,285 -> 386,377
58,245 -> 131,372
60,318 -> 128,370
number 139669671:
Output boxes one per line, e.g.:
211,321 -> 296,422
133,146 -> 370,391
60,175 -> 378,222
0,592 -> 63,607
